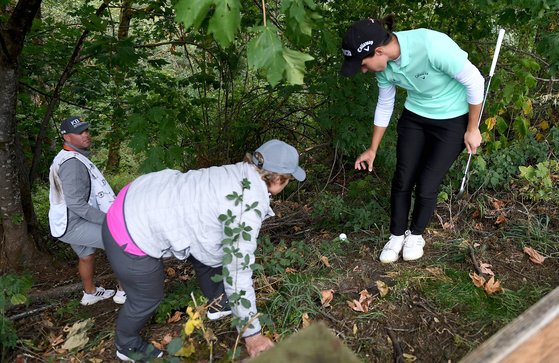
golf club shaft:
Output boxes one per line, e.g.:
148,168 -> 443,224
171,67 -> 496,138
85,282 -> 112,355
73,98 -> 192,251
459,29 -> 505,191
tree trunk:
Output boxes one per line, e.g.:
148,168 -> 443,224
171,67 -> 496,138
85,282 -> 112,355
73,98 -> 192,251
106,0 -> 134,174
0,0 -> 43,271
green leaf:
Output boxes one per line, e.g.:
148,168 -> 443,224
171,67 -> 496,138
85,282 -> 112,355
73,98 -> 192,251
208,0 -> 241,48
240,298 -> 251,309
223,254 -> 233,265
282,47 -> 314,85
167,337 -> 184,355
242,231 -> 251,241
211,274 -> 224,282
174,0 -> 213,30
513,116 -> 529,137
496,116 -> 508,134
247,26 -> 283,68
10,294 -> 27,305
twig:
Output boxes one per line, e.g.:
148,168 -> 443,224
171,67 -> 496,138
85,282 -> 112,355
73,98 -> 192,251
8,303 -> 59,321
386,329 -> 405,363
468,244 -> 484,276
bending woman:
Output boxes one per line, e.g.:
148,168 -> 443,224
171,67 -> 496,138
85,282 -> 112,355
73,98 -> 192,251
340,15 -> 484,262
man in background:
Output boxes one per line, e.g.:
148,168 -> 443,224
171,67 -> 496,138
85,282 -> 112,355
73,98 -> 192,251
48,116 -> 125,305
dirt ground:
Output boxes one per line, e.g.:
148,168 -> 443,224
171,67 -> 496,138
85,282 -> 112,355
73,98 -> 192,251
8,195 -> 559,363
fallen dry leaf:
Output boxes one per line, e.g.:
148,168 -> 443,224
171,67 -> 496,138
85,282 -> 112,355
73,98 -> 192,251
495,214 -> 507,225
167,311 -> 182,323
285,267 -> 298,273
479,262 -> 495,276
426,267 -> 443,276
162,333 -> 174,346
469,272 -> 486,288
492,199 -> 505,210
442,222 -> 453,230
347,299 -> 368,312
484,276 -> 503,295
302,313 -> 311,328
473,243 -> 481,248
320,255 -> 331,267
403,353 -> 417,362
178,275 -> 189,281
358,289 -> 371,303
166,267 -> 176,277
375,280 -> 389,298
320,289 -> 334,307
523,246 -> 545,265
151,340 -> 164,350
353,323 -> 358,335
49,334 -> 65,347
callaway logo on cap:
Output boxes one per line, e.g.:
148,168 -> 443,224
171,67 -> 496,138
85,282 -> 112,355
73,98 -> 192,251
340,19 -> 390,77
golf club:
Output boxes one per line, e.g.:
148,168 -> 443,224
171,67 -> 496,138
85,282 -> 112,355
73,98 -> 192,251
457,28 -> 505,199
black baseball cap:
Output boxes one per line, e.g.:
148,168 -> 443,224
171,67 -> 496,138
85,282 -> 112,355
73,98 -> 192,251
340,19 -> 390,77
60,116 -> 90,135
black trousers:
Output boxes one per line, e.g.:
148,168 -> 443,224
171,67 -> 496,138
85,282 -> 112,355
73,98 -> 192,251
390,108 -> 468,235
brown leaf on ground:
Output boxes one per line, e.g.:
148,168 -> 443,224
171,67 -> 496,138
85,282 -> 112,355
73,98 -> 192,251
479,262 -> 495,276
285,267 -> 298,273
426,267 -> 444,276
151,340 -> 164,350
492,199 -> 505,210
162,333 -> 174,346
472,209 -> 480,219
484,276 -> 503,295
167,311 -> 182,323
442,222 -> 453,230
523,246 -> 545,264
166,267 -> 176,277
469,272 -> 486,288
347,299 -> 368,312
320,289 -> 334,307
320,255 -> 331,267
495,214 -> 507,225
375,280 -> 389,297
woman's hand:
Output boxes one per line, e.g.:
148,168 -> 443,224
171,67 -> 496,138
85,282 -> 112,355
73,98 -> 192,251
354,148 -> 377,171
464,128 -> 482,154
245,333 -> 274,357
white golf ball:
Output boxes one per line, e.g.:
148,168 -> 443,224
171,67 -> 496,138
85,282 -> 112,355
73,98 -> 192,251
339,233 -> 347,241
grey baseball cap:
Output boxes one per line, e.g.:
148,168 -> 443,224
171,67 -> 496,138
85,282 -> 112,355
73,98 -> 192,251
253,139 -> 306,181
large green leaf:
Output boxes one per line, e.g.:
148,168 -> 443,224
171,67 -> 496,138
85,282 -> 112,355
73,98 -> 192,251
208,0 -> 241,47
174,0 -> 213,30
282,47 -> 314,85
247,26 -> 283,69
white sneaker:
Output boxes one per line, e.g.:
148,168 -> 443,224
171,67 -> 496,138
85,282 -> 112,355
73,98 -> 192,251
379,231 -> 409,263
80,287 -> 115,306
403,234 -> 426,261
207,310 -> 232,321
113,289 -> 126,304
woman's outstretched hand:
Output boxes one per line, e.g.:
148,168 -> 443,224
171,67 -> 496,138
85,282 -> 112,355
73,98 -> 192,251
354,148 -> 377,171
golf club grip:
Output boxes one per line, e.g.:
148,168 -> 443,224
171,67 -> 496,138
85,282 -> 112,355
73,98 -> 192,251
489,29 -> 505,76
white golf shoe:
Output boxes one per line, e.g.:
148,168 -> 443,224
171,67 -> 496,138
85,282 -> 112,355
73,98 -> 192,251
379,231 -> 409,263
403,234 -> 425,261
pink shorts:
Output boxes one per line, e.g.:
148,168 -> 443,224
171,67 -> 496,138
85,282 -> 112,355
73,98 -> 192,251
106,183 -> 146,256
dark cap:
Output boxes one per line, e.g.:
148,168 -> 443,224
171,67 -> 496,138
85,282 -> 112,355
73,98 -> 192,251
340,19 -> 389,77
60,116 -> 90,135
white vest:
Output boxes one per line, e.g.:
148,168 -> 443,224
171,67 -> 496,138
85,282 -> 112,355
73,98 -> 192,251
48,150 -> 115,237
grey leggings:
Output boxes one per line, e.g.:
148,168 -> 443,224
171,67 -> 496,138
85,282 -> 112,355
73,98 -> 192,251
101,219 -> 229,351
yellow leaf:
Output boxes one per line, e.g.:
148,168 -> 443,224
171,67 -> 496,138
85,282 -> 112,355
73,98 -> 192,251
484,276 -> 503,295
320,289 -> 334,307
485,116 -> 497,130
523,246 -> 546,265
469,272 -> 486,288
540,120 -> 550,130
375,280 -> 389,298
403,353 -> 417,362
522,98 -> 533,115
320,255 -> 331,267
353,323 -> 358,335
302,313 -> 311,328
175,342 -> 196,357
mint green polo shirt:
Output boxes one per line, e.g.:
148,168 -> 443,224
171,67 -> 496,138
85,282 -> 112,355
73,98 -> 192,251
376,29 -> 469,119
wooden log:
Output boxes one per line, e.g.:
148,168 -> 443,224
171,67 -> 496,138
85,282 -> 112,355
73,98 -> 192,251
460,287 -> 559,363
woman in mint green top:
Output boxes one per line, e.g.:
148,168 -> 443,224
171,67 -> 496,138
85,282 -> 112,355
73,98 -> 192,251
340,15 -> 485,263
